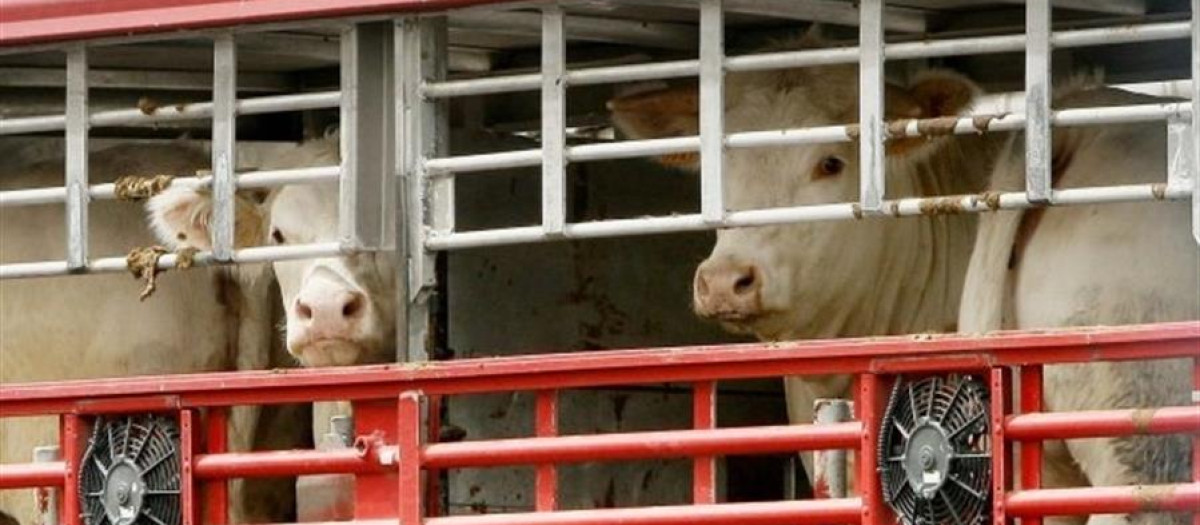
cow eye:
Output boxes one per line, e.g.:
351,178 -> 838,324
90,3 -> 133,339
271,228 -> 287,244
814,156 -> 846,178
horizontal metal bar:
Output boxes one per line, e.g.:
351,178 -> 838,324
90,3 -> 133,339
1005,406 -> 1200,440
0,166 -> 338,208
1005,483 -> 1200,516
422,422 -> 861,469
424,499 -> 863,525
0,461 -> 65,489
2,322 -> 1196,416
0,242 -> 346,280
0,91 -> 339,135
418,21 -> 1190,99
194,448 -> 384,480
425,183 -> 1188,250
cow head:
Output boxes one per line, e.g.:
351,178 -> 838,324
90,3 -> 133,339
609,45 -> 980,341
146,136 -> 396,367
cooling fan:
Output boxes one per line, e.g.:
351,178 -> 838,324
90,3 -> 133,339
879,374 -> 992,525
79,415 -> 183,525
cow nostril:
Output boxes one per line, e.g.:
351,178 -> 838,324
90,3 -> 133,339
733,269 -> 757,296
342,294 -> 365,318
297,302 -> 313,321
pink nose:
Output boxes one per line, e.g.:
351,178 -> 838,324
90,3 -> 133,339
693,261 -> 763,321
295,289 -> 367,337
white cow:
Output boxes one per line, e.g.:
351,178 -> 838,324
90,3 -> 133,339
609,38 -> 1195,525
0,142 -> 304,524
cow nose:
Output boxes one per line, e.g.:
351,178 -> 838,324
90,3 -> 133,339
295,290 -> 367,328
693,262 -> 763,321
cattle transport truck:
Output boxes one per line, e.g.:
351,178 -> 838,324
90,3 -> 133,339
0,1 -> 1198,524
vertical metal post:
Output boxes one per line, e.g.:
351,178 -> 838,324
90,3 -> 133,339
60,415 -> 81,525
1019,366 -> 1043,525
858,374 -> 887,525
812,399 -> 851,499
180,410 -> 197,525
397,392 -> 425,525
1192,357 -> 1199,525
692,381 -> 717,504
535,390 -> 559,512
202,408 -> 229,525
1025,0 -> 1053,204
541,5 -> 567,235
699,0 -> 726,223
64,46 -> 88,271
398,16 -> 449,363
990,368 -> 1012,525
858,0 -> 886,213
341,22 -> 394,250
1191,0 -> 1200,244
211,34 -> 238,261
34,446 -> 61,525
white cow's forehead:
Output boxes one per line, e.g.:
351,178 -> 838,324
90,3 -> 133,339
271,183 -> 339,239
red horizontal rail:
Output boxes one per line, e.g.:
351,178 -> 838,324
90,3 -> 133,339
421,422 -> 863,469
0,461 -> 64,489
423,498 -> 864,525
1005,406 -> 1200,440
193,448 -> 386,480
1006,483 -> 1200,516
0,0 -> 515,47
3,322 -> 1197,418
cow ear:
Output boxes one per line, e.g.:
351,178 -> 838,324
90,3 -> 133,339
885,70 -> 980,158
146,186 -> 268,250
607,85 -> 700,171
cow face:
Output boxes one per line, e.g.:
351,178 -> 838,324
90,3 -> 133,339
609,61 -> 979,341
147,137 -> 396,367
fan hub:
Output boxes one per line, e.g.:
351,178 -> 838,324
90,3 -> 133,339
104,461 -> 146,525
905,420 -> 953,499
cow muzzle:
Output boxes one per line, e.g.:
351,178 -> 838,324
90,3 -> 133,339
288,272 -> 374,367
693,260 -> 764,323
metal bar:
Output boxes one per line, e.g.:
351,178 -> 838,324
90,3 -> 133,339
0,461 -> 64,489
1019,366 -> 1044,525
858,0 -> 886,213
203,407 -> 230,525
423,181 -> 1190,251
194,446 -> 383,480
812,399 -> 851,499
1193,356 -> 1200,525
2,323 -> 1197,416
1005,483 -> 1200,516
991,368 -> 1012,525
692,381 -> 717,504
541,5 -> 567,235
858,374 -> 887,525
181,410 -> 196,525
0,91 -> 340,135
422,499 -> 863,525
535,390 -> 558,512
1,242 -> 345,280
698,0 -> 726,223
33,446 -> 61,525
399,392 -> 424,525
64,46 -> 88,271
1193,0 -> 1200,244
1006,405 -> 1200,440
1026,0 -> 1053,203
210,33 -> 237,262
60,414 -> 81,525
340,22 -> 394,250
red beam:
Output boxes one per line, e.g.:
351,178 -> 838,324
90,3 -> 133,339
421,422 -> 862,469
3,323 -> 1196,418
424,498 -> 864,525
0,461 -> 64,489
1006,406 -> 1200,440
193,448 -> 386,479
0,0 -> 515,47
1006,483 -> 1200,516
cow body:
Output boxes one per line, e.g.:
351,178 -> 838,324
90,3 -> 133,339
610,36 -> 1195,524
0,143 -> 296,523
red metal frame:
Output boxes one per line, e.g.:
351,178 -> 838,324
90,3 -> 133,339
2,322 -> 1199,524
0,0 -> 515,47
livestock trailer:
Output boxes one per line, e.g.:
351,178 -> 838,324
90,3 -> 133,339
0,1 -> 1198,525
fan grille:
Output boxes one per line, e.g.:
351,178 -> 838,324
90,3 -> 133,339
79,415 -> 183,525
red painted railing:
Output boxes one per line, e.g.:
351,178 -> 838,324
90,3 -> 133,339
1,321 -> 1198,524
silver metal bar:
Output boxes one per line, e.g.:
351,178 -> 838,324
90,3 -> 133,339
1166,118 -> 1194,196
340,22 -> 394,250
0,166 -> 339,208
0,242 -> 347,281
449,10 -> 698,51
0,66 -> 291,92
858,0 -> 886,212
420,102 -> 1192,176
64,46 -> 89,271
210,34 -> 237,262
414,21 -> 1190,100
0,91 -> 340,135
595,0 -> 927,33
34,446 -> 61,525
1193,0 -> 1200,244
997,0 -> 1145,16
425,183 -> 1190,251
1025,0 -> 1053,204
541,5 -> 568,236
699,0 -> 726,224
812,399 -> 852,499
